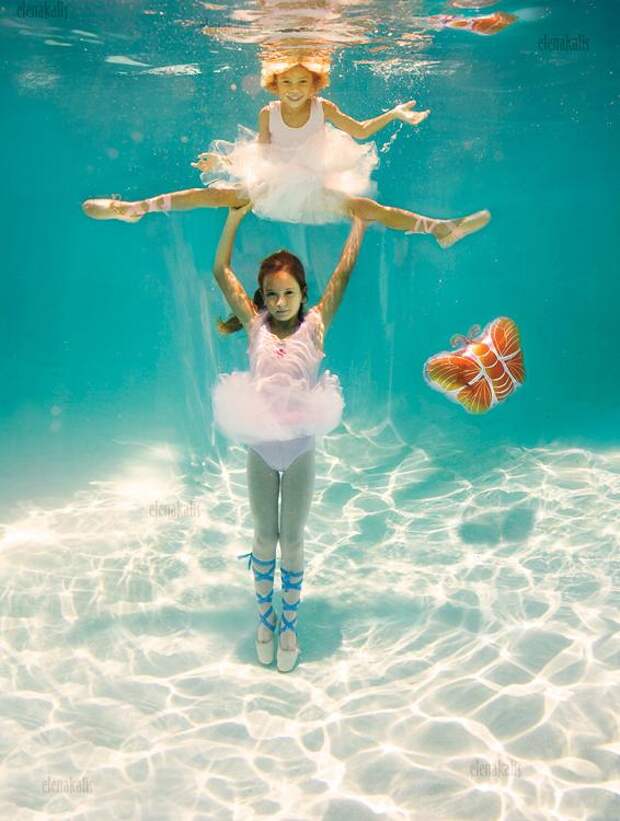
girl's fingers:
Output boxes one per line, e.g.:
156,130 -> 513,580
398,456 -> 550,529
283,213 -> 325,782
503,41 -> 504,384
230,202 -> 252,216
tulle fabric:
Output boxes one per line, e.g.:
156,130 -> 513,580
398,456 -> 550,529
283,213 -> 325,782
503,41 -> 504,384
212,308 -> 344,444
212,369 -> 344,444
201,124 -> 378,224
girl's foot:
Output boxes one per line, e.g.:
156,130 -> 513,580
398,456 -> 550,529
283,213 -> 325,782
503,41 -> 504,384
433,209 -> 491,248
471,12 -> 517,36
257,609 -> 277,644
279,629 -> 297,652
82,197 -> 146,223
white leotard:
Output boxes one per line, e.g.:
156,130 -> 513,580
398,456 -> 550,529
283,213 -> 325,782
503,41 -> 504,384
201,96 -> 379,224
267,97 -> 325,149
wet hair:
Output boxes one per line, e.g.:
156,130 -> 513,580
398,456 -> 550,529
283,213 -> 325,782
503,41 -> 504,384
260,63 -> 330,94
217,250 -> 308,335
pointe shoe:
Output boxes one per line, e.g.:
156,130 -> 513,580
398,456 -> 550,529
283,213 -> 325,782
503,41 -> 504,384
277,566 -> 304,673
237,551 -> 278,665
436,209 -> 491,248
82,197 -> 144,223
257,613 -> 279,665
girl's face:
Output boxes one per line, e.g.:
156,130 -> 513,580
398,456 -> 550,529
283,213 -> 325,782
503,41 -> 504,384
275,65 -> 315,109
262,270 -> 305,323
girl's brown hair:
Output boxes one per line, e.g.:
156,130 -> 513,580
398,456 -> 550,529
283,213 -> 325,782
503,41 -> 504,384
217,250 -> 309,335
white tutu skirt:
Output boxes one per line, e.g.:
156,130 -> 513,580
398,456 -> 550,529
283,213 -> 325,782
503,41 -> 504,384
201,125 -> 378,224
212,370 -> 344,444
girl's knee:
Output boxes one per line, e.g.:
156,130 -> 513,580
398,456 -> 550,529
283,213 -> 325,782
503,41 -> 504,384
279,536 -> 303,562
254,532 -> 278,556
347,196 -> 380,220
227,190 -> 250,208
200,188 -> 249,207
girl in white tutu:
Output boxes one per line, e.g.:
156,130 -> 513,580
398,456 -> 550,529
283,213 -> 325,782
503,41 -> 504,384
212,202 -> 366,671
82,53 -> 490,248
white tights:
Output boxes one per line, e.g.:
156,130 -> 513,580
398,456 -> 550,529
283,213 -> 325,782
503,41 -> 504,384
246,446 -> 315,630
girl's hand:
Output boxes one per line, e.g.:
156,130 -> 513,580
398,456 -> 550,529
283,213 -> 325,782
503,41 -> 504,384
191,152 -> 226,173
226,202 -> 252,222
352,214 -> 370,230
393,100 -> 431,126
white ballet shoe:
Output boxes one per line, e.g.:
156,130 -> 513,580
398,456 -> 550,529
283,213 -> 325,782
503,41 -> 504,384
277,566 -> 303,673
237,552 -> 279,666
277,630 -> 300,673
81,197 -> 144,223
256,614 -> 278,666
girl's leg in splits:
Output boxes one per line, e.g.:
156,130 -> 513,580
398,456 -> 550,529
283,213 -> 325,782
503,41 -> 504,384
278,448 -> 316,651
437,12 -> 517,36
343,194 -> 491,249
246,448 -> 280,643
82,186 -> 249,223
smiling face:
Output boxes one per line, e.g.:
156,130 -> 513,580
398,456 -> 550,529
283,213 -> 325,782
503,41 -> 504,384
275,65 -> 316,109
262,269 -> 305,325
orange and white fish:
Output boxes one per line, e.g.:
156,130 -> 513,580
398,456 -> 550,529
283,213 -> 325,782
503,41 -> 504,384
423,317 -> 525,414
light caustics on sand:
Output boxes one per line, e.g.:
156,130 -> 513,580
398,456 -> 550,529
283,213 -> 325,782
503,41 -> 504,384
0,429 -> 618,818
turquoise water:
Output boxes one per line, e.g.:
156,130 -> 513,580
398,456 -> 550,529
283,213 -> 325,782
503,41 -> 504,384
1,1 -> 619,818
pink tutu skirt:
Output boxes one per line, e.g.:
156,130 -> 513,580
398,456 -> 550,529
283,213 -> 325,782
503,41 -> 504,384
212,369 -> 344,444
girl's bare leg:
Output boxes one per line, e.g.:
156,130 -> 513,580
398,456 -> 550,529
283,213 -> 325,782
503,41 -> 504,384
344,195 -> 491,248
246,448 -> 280,646
82,186 -> 250,223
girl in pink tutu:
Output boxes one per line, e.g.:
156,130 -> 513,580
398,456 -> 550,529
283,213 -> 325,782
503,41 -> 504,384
211,203 -> 366,672
83,53 -> 490,248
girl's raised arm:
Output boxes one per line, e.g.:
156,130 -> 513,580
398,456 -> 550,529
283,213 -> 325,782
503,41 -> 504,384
317,217 -> 367,334
322,99 -> 430,139
212,205 -> 257,330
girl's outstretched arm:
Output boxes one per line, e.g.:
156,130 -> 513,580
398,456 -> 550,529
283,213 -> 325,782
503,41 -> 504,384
212,204 -> 257,330
317,217 -> 368,333
322,99 -> 430,140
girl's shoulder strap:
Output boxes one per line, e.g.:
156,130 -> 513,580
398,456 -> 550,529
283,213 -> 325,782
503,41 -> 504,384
302,306 -> 325,351
312,95 -> 326,123
248,308 -> 267,336
266,99 -> 281,121
254,307 -> 269,323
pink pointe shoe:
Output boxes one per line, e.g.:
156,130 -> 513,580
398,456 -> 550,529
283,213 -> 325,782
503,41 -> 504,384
436,209 -> 492,248
81,197 -> 144,223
